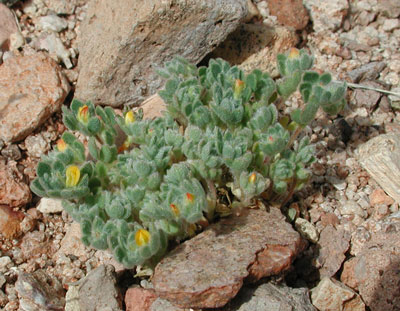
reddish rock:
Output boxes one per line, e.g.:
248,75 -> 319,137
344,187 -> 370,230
320,212 -> 340,228
369,188 -> 395,206
0,3 -> 18,51
0,52 -> 70,143
20,231 -> 53,261
0,159 -> 31,208
153,208 -> 305,309
125,287 -> 157,311
267,0 -> 309,30
0,205 -> 24,239
316,225 -> 350,277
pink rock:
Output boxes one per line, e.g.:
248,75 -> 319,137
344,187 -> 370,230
0,204 -> 23,239
0,159 -> 31,208
369,188 -> 395,206
125,287 -> 157,311
0,3 -> 18,51
153,208 -> 305,309
267,0 -> 309,30
0,52 -> 70,143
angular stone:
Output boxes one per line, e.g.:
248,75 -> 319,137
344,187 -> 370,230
0,204 -> 23,238
303,0 -> 349,33
217,283 -> 316,311
37,198 -> 64,214
0,158 -> 31,208
316,225 -> 350,278
77,265 -> 123,311
0,3 -> 18,51
20,231 -> 53,261
357,134 -> 400,203
347,62 -> 386,83
0,52 -> 70,143
153,208 -> 305,309
209,24 -> 298,78
352,81 -> 383,111
311,277 -> 365,311
295,218 -> 319,243
75,0 -> 249,107
54,222 -> 89,261
267,0 -> 309,30
125,287 -> 157,311
369,188 -> 395,206
15,270 -> 65,311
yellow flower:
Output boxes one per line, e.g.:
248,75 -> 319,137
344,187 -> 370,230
288,48 -> 300,59
125,111 -> 135,125
135,229 -> 151,247
57,139 -> 67,152
185,193 -> 195,204
248,172 -> 256,184
77,105 -> 89,124
170,204 -> 180,216
65,165 -> 80,187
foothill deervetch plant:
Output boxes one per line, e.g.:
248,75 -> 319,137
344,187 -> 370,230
31,48 -> 347,268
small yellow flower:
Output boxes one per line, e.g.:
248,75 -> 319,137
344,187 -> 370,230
248,172 -> 256,184
57,139 -> 67,152
77,105 -> 89,124
170,204 -> 180,216
288,48 -> 300,59
135,229 -> 151,247
234,79 -> 245,98
125,111 -> 135,125
65,165 -> 80,187
185,193 -> 195,204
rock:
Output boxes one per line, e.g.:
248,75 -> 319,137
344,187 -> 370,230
139,94 -> 166,119
54,222 -> 88,261
0,52 -> 70,143
340,215 -> 400,311
153,208 -> 305,309
0,159 -> 31,208
15,270 -> 65,311
9,31 -> 24,51
37,198 -> 64,214
125,287 -> 157,311
295,218 -> 319,243
75,0 -> 249,107
352,81 -> 383,112
20,231 -> 53,261
150,298 -> 186,311
209,24 -> 298,78
382,18 -> 400,32
347,61 -> 386,83
303,0 -> 349,33
357,133 -> 400,203
76,265 -> 123,311
65,284 -> 79,311
377,0 -> 400,18
370,188 -> 395,206
0,3 -> 18,51
218,283 -> 316,311
37,15 -> 68,33
311,277 -> 365,311
316,225 -> 350,278
1,143 -> 21,160
36,32 -> 73,68
267,0 -> 309,30
25,133 -> 50,158
0,256 -> 12,273
0,204 -> 24,238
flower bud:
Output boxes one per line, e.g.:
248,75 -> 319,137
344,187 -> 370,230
77,105 -> 89,124
57,139 -> 67,152
248,172 -> 256,184
135,229 -> 151,246
234,79 -> 245,98
185,193 -> 195,204
288,48 -> 300,59
65,165 -> 80,187
170,204 -> 180,216
125,111 -> 135,125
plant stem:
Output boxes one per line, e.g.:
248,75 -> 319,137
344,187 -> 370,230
287,126 -> 303,149
280,177 -> 297,208
347,82 -> 400,97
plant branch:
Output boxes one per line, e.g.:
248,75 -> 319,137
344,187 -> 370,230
347,82 -> 400,97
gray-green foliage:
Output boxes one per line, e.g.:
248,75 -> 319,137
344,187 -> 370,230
31,49 -> 347,268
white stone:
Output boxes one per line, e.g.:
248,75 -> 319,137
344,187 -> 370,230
295,218 -> 319,243
9,32 -> 24,51
0,256 -> 12,273
383,18 -> 400,32
37,32 -> 72,68
38,15 -> 68,33
339,201 -> 368,218
37,198 -> 64,214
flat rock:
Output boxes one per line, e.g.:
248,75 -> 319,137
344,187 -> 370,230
357,133 -> 400,203
153,208 -> 305,309
0,204 -> 23,238
75,0 -> 249,107
267,0 -> 309,30
217,283 -> 316,311
341,213 -> 400,311
311,277 -> 365,311
347,62 -> 386,83
316,225 -> 350,278
0,3 -> 18,51
54,222 -> 89,261
37,198 -> 64,214
125,287 -> 158,311
0,52 -> 70,143
0,158 -> 31,208
15,270 -> 65,311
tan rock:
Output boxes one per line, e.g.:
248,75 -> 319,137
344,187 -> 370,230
209,24 -> 298,78
0,3 -> 18,51
0,158 -> 31,208
54,222 -> 89,261
125,287 -> 157,311
75,0 -> 249,107
153,208 -> 305,309
369,188 -> 395,206
311,277 -> 365,311
37,198 -> 64,214
0,204 -> 23,239
267,0 -> 309,30
357,134 -> 400,203
0,52 -> 70,143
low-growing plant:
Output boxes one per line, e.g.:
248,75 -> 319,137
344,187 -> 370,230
31,48 -> 347,268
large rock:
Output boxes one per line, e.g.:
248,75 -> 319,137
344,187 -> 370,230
267,0 -> 309,30
75,0 -> 249,107
0,52 -> 70,143
153,208 -> 305,309
0,158 -> 31,208
341,213 -> 400,311
0,3 -> 18,51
